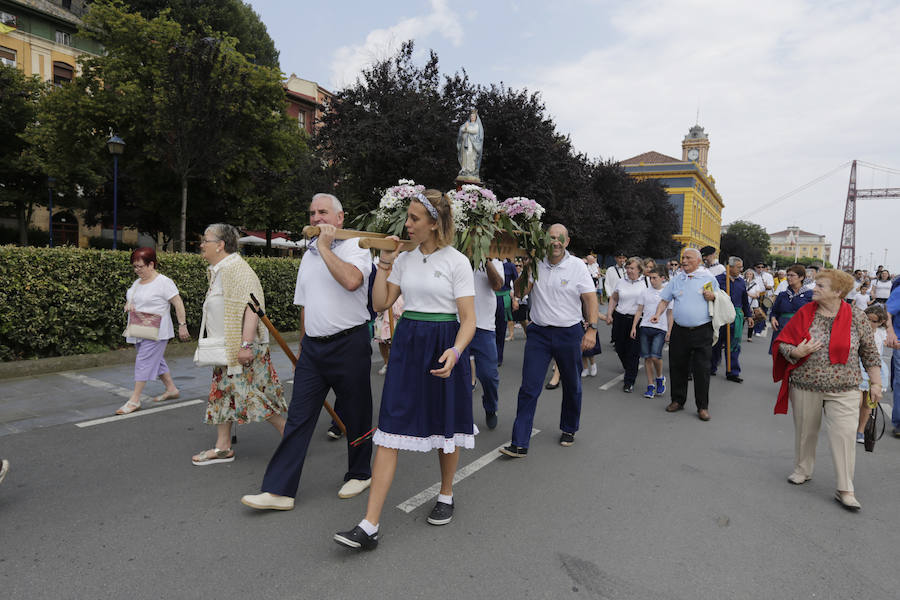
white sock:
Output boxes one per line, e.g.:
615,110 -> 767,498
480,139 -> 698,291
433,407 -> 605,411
358,519 -> 378,535
437,493 -> 453,505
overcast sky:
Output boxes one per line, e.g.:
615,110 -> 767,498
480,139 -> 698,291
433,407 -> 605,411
249,0 -> 900,272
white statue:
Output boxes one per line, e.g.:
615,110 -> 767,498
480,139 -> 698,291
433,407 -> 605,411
457,109 -> 484,181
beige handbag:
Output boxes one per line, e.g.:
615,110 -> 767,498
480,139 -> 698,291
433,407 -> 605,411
124,310 -> 161,340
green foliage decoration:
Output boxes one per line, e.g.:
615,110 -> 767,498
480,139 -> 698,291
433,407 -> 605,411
0,246 -> 300,361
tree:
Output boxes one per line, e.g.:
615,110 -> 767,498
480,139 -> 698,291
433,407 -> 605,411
767,253 -> 833,269
720,220 -> 771,267
0,65 -> 47,245
26,0 -> 288,249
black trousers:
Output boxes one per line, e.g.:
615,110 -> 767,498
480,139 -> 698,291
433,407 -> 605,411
261,326 -> 373,498
668,322 -> 713,410
611,311 -> 640,386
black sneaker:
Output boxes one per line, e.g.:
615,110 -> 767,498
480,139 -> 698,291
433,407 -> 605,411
623,384 -> 634,393
333,525 -> 378,550
499,444 -> 528,458
427,501 -> 454,525
559,432 -> 575,447
326,424 -> 342,440
485,412 -> 498,430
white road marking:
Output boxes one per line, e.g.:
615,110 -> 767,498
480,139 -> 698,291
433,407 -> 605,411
598,365 -> 643,391
397,428 -> 540,513
75,399 -> 205,428
59,372 -> 152,402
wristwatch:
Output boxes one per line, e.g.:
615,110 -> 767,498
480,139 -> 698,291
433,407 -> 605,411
585,323 -> 597,330
240,341 -> 253,349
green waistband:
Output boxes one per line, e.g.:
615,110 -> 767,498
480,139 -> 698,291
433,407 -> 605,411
495,290 -> 511,297
781,312 -> 795,320
401,311 -> 457,322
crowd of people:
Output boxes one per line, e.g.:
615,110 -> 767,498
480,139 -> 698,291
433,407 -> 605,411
3,192 -> 897,547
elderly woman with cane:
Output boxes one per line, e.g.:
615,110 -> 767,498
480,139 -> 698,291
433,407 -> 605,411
192,223 -> 287,465
773,269 -> 882,510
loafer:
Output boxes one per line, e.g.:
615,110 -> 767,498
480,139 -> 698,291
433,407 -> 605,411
834,490 -> 861,511
326,424 -> 343,440
499,444 -> 528,458
665,402 -> 684,413
787,472 -> 811,485
427,500 -> 454,525
241,492 -> 294,510
726,374 -> 744,383
697,409 -> 711,421
334,525 -> 378,550
338,478 -> 372,499
545,380 -> 560,390
559,431 -> 575,447
485,411 -> 498,430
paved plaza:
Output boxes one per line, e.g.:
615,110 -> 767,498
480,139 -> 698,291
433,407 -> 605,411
2,333 -> 899,599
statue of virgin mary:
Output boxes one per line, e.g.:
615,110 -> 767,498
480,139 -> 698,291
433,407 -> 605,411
456,109 -> 484,181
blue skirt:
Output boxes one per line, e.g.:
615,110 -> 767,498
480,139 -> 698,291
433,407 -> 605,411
374,319 -> 477,452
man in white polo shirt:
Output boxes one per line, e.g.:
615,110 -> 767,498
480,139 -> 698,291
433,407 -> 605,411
500,224 -> 599,456
241,193 -> 374,510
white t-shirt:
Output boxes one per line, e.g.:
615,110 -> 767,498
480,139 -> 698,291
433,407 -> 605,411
854,293 -> 871,310
638,285 -> 669,331
529,252 -> 595,327
775,279 -> 788,295
473,259 -> 503,331
587,262 -> 600,279
388,245 -> 475,313
125,274 -> 179,342
613,276 -> 649,315
604,264 -> 626,297
873,280 -> 892,300
707,263 -> 726,278
294,239 -> 373,337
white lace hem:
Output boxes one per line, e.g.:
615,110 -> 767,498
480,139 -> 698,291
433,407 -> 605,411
373,427 -> 479,453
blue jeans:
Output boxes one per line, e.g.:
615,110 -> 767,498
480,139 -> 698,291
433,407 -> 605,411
892,349 -> 900,429
639,327 -> 666,359
469,328 -> 500,414
510,323 -> 583,448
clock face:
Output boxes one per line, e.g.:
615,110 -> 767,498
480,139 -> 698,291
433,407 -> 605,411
687,148 -> 700,161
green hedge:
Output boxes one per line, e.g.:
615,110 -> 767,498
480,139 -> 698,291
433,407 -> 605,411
0,246 -> 301,361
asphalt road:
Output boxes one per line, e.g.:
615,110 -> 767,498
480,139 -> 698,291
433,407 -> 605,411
2,330 -> 900,599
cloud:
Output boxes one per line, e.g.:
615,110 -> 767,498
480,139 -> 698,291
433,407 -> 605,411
329,0 -> 463,90
525,0 -> 900,266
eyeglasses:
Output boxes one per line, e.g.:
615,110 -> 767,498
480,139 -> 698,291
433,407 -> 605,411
868,317 -> 883,324
132,263 -> 147,270
200,238 -> 220,245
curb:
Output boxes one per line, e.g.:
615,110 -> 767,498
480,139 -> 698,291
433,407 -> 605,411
0,331 -> 302,381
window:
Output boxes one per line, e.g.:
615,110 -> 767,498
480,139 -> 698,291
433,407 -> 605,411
55,31 -> 72,46
53,61 -> 73,86
0,46 -> 15,68
297,110 -> 306,131
0,11 -> 16,28
62,0 -> 72,9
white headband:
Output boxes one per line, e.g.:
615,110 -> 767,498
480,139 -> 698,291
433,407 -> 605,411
415,193 -> 439,220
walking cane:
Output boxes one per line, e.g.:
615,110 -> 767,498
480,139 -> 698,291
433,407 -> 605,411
725,274 -> 732,374
247,294 -> 373,447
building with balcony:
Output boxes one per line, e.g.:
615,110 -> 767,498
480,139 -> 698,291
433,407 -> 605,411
620,125 -> 725,252
769,226 -> 831,263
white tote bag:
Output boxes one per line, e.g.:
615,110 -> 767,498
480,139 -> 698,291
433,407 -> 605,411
193,307 -> 227,367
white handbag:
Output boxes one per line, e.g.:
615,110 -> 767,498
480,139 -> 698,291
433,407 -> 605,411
193,308 -> 227,367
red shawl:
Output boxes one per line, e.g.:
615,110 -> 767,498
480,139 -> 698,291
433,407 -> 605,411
771,300 -> 852,414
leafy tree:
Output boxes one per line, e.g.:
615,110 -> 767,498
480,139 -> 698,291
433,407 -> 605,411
720,220 -> 771,267
0,65 -> 47,245
767,254 -> 833,269
124,0 -> 279,68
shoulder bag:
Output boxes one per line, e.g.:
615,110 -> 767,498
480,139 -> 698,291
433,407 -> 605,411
124,310 -> 162,340
193,307 -> 227,367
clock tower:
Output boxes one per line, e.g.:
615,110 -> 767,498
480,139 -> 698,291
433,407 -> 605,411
682,124 -> 710,171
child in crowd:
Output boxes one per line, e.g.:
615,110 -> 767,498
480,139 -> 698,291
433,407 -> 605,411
857,304 -> 889,443
631,266 -> 672,398
853,281 -> 872,311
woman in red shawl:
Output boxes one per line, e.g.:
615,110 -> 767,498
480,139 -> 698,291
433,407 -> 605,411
772,269 -> 881,511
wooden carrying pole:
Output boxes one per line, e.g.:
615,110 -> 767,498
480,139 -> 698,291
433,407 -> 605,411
302,226 -> 417,253
302,225 -> 391,240
725,274 -> 731,373
247,293 -> 349,439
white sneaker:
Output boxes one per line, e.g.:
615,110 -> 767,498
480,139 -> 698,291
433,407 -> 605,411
241,492 -> 294,510
338,478 -> 372,499
581,368 -> 588,378
377,365 -> 387,375
589,363 -> 597,377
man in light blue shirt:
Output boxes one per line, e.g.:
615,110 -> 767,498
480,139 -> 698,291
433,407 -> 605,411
651,248 -> 718,421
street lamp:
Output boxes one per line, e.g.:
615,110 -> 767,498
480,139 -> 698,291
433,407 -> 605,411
106,135 -> 126,250
47,176 -> 55,248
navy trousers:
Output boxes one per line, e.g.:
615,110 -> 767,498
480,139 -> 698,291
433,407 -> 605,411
495,295 -> 509,365
261,327 -> 373,498
469,327 -> 500,414
511,323 -> 583,448
710,323 -> 742,376
611,311 -> 640,386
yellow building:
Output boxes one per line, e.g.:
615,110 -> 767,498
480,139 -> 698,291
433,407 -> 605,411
769,226 -> 831,263
621,125 -> 725,251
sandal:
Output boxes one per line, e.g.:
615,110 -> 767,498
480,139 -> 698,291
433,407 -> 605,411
153,390 -> 181,403
115,400 -> 142,415
191,448 -> 235,466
